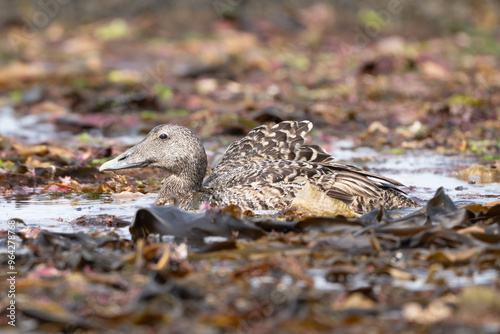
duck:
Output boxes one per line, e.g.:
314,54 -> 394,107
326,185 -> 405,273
99,120 -> 419,213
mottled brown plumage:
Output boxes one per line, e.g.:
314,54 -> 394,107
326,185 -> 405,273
100,121 -> 419,213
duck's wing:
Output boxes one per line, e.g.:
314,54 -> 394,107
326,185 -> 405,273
323,161 -> 404,188
205,120 -> 405,191
205,159 -> 413,211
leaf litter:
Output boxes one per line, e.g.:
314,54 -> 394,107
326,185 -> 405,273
2,187 -> 500,332
1,2 -> 500,333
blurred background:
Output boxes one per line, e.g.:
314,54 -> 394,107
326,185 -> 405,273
0,0 -> 499,151
2,0 -> 500,37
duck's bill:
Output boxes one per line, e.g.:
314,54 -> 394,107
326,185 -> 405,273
99,148 -> 151,172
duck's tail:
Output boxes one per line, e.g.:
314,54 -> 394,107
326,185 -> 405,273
353,188 -> 420,212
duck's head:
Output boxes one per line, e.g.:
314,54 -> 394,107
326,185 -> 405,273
99,124 -> 208,187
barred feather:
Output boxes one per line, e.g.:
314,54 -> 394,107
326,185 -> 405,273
203,121 -> 419,213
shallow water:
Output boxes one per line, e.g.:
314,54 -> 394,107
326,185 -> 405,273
247,267 -> 499,293
1,192 -> 156,236
331,141 -> 499,206
308,267 -> 499,292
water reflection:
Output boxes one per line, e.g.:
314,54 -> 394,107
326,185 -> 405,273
308,268 -> 499,292
2,192 -> 156,234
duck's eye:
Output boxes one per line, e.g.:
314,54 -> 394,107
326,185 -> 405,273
159,133 -> 168,140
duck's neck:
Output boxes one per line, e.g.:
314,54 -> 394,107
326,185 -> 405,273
155,163 -> 206,210
155,175 -> 199,209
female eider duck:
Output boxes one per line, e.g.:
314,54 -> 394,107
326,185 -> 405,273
99,121 -> 419,213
